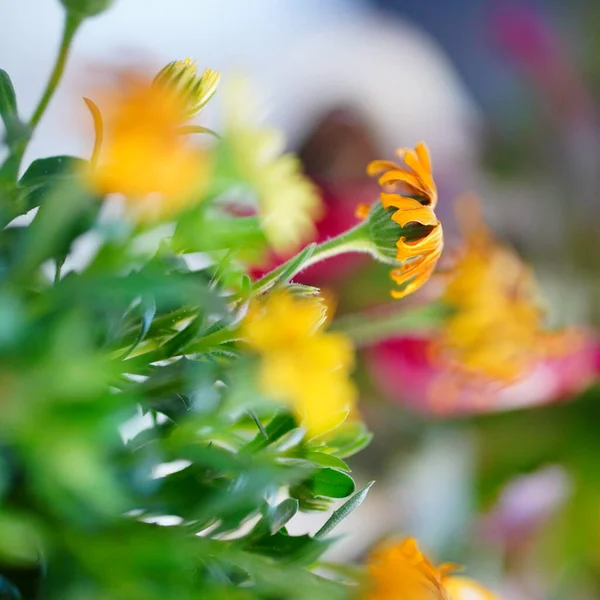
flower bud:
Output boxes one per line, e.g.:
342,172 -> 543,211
153,59 -> 221,119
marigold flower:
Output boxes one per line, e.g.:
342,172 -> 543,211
224,80 -> 322,255
85,69 -> 212,219
367,198 -> 596,415
365,538 -> 500,600
241,291 -> 356,436
434,199 -> 550,382
367,142 -> 443,299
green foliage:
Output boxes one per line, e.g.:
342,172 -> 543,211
0,54 -> 373,600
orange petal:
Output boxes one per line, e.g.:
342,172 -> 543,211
367,159 -> 401,177
404,151 -> 436,193
380,193 -> 427,211
378,170 -> 428,196
396,225 -> 443,261
391,204 -> 439,228
355,203 -> 371,220
415,141 -> 432,173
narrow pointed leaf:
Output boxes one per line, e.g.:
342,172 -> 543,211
314,481 -> 374,539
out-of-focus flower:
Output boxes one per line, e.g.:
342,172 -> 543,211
85,67 -> 214,219
490,4 -> 592,126
241,291 -> 356,436
365,537 -> 499,600
153,58 -> 221,119
480,466 -> 571,550
368,201 -> 597,414
434,207 -> 542,382
224,81 -> 322,255
366,143 -> 443,299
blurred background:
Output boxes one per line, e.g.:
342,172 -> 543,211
2,1 -> 600,598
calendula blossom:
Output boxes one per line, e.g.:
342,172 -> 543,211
224,80 -> 322,255
86,65 -> 216,218
367,142 -> 443,299
366,538 -> 500,600
241,292 -> 356,437
433,199 -> 563,383
367,197 -> 596,415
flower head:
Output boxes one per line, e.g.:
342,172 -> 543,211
367,199 -> 596,415
241,291 -> 356,437
85,69 -> 212,219
365,538 -> 499,600
224,80 -> 322,255
153,58 -> 221,119
367,142 -> 443,299
434,198 -> 552,382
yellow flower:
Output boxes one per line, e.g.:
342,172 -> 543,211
153,58 -> 221,119
241,292 -> 356,437
365,538 -> 500,600
85,70 -> 211,219
433,197 -> 547,382
367,143 -> 443,299
224,80 -> 322,255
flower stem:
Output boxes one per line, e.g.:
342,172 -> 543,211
30,12 -> 82,129
332,302 -> 453,347
252,221 -> 372,295
7,12 -> 82,179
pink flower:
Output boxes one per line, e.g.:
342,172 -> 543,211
368,332 -> 598,416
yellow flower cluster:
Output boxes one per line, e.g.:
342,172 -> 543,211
366,538 -> 500,600
368,143 -> 443,299
434,199 -> 548,382
241,292 -> 356,437
224,81 -> 322,255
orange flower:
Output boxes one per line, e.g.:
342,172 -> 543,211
85,70 -> 210,219
366,538 -> 500,600
432,196 -> 559,384
368,143 -> 443,299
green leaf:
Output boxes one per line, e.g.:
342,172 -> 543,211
243,411 -> 297,453
252,243 -> 317,294
122,297 -> 156,358
0,70 -> 29,160
18,155 -> 88,211
308,468 -> 355,499
317,421 -> 373,459
266,498 -> 299,534
245,531 -> 333,566
314,481 -> 374,539
0,70 -> 17,125
270,242 -> 316,288
12,177 -> 101,280
248,410 -> 268,439
303,452 -> 350,472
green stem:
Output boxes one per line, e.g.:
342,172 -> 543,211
30,12 -> 82,129
252,221 -> 372,295
8,12 -> 82,178
332,302 -> 453,347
